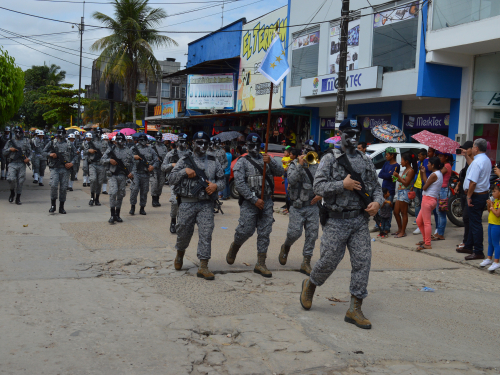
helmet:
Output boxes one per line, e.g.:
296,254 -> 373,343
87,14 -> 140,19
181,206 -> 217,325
4,126 -> 11,132
101,134 -> 108,140
126,135 -> 133,140
85,133 -> 93,139
13,126 -> 24,138
155,131 -> 162,141
116,133 -> 126,145
38,130 -> 45,136
213,136 -> 221,145
35,130 -> 40,135
137,133 -> 147,142
56,125 -> 66,137
68,133 -> 76,139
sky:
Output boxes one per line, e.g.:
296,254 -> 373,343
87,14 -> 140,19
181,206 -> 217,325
0,0 -> 288,88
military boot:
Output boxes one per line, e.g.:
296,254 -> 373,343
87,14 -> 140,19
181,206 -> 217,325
129,205 -> 135,215
226,242 -> 241,265
278,243 -> 291,265
89,193 -> 95,206
300,256 -> 312,276
197,259 -> 215,280
115,208 -> 123,223
8,190 -> 15,203
156,196 -> 161,207
59,201 -> 66,214
15,194 -> 22,205
344,295 -> 372,330
95,194 -> 101,206
109,208 -> 116,224
151,196 -> 157,207
300,278 -> 316,310
254,253 -> 272,278
49,199 -> 56,213
174,250 -> 185,270
170,218 -> 177,234
139,206 -> 146,215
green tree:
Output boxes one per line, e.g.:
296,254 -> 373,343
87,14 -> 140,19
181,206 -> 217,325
36,84 -> 89,126
17,87 -> 51,129
24,63 -> 66,90
0,47 -> 24,126
47,63 -> 66,86
90,0 -> 177,124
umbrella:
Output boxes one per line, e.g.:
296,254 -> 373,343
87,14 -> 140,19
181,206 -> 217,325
102,128 -> 111,133
164,133 -> 178,142
146,134 -> 155,141
66,128 -> 82,135
371,124 -> 406,143
217,131 -> 243,142
411,130 -> 460,154
119,128 -> 136,136
66,126 -> 84,132
324,136 -> 341,144
132,132 -> 145,139
107,132 -> 118,140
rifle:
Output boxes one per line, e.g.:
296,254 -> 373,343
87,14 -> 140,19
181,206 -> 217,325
49,141 -> 69,168
170,149 -> 180,164
185,154 -> 217,201
132,146 -> 153,175
88,140 -> 103,162
8,140 -> 31,169
108,146 -> 133,180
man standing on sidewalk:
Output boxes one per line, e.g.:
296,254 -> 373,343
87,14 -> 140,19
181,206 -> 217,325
455,141 -> 474,252
461,138 -> 491,260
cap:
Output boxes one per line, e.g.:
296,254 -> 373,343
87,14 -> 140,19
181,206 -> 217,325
385,147 -> 397,154
283,145 -> 292,152
246,133 -> 262,144
68,133 -> 75,139
461,140 -> 473,150
305,139 -> 318,148
338,118 -> 361,132
178,133 -> 188,141
85,133 -> 93,139
38,130 -> 45,136
193,131 -> 210,141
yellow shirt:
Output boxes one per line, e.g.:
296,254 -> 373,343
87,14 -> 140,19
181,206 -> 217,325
282,156 -> 291,170
488,199 -> 500,225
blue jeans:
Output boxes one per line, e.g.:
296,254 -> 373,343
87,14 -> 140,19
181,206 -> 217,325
488,224 -> 500,260
380,217 -> 391,232
223,174 -> 230,199
414,187 -> 422,219
465,193 -> 489,254
436,187 -> 448,236
377,195 -> 394,231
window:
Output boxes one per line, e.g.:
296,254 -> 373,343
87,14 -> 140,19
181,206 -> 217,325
148,105 -> 155,117
138,83 -> 146,95
171,85 -> 180,99
161,83 -> 170,98
432,0 -> 500,30
181,86 -> 186,99
372,3 -> 419,73
291,28 -> 320,87
148,81 -> 157,97
371,152 -> 387,170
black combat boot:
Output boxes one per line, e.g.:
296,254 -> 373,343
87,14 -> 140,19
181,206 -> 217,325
108,208 -> 116,224
95,193 -> 101,206
59,201 -> 66,214
156,196 -> 161,207
170,218 -> 177,234
8,190 -> 15,203
15,194 -> 22,205
129,205 -> 135,215
89,192 -> 95,206
49,200 -> 56,213
139,206 -> 146,215
115,208 -> 123,223
151,196 -> 157,207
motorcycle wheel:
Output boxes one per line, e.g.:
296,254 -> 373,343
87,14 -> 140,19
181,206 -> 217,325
447,195 -> 464,227
408,198 -> 415,217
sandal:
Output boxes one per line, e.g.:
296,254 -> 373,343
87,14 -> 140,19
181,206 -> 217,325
416,245 -> 432,251
416,241 -> 425,246
431,235 -> 445,241
456,243 -> 465,249
391,232 -> 400,236
395,233 -> 407,238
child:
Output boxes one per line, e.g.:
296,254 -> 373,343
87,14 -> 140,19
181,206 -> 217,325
481,183 -> 500,272
378,188 -> 393,238
373,147 -> 400,232
392,152 -> 417,238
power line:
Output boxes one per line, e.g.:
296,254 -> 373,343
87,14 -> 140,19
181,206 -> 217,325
35,0 -> 245,4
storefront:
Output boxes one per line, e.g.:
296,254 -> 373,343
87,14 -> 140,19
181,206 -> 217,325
402,113 -> 450,141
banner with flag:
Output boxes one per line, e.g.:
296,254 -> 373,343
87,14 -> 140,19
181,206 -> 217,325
258,34 -> 290,85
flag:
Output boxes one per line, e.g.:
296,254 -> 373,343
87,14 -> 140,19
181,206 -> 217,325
258,34 -> 290,85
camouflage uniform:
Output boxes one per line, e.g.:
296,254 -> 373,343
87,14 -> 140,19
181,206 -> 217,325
310,149 -> 383,299
31,137 -> 49,182
215,147 -> 228,171
150,143 -> 169,197
130,144 -> 159,207
3,138 -> 31,194
284,160 -> 320,256
168,154 -> 224,259
81,140 -> 89,181
101,145 -> 133,209
0,133 -> 11,178
72,138 -> 82,179
232,154 -> 284,253
84,139 -> 107,194
43,139 -> 77,202
162,148 -> 191,219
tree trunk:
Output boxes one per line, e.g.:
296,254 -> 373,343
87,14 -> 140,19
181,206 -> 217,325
132,100 -> 136,125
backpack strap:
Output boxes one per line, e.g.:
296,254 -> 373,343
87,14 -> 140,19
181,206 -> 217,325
244,155 -> 274,192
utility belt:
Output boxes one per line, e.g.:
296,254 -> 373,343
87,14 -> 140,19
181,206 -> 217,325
177,196 -> 211,204
238,194 -> 272,206
320,206 -> 365,225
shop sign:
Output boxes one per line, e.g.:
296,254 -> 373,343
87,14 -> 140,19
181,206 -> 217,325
237,7 -> 287,112
329,19 -> 360,74
373,2 -> 419,28
403,113 -> 449,130
320,118 -> 336,129
292,31 -> 319,50
161,101 -> 178,119
301,66 -> 383,97
187,74 -> 234,110
154,105 -> 162,116
358,115 -> 391,129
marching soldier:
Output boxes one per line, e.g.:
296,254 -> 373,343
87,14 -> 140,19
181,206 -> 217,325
129,133 -> 158,215
0,126 -> 11,180
101,134 -> 110,194
101,133 -> 134,224
299,119 -> 383,330
3,126 -> 31,205
82,133 -> 92,186
31,130 -> 49,186
43,125 -> 77,214
168,131 -> 224,280
279,141 -> 322,275
67,133 -> 78,191
226,133 -> 284,278
84,127 -> 107,206
73,132 -> 82,180
150,131 -> 168,207
162,133 -> 191,233
213,137 -> 228,170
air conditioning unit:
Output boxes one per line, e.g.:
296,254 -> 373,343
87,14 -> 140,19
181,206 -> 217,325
455,134 -> 467,145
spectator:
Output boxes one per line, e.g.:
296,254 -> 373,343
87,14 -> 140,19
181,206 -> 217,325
481,182 -> 500,272
432,152 -> 453,240
222,146 -> 232,200
281,146 -> 292,214
416,157 -> 443,251
412,149 -> 428,235
378,188 -> 393,238
392,152 -> 417,237
455,141 -> 474,251
373,147 -> 400,232
357,142 -> 367,154
462,138 -> 491,260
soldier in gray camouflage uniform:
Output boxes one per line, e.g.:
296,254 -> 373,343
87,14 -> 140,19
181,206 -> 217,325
3,126 -> 31,205
100,134 -> 110,194
168,131 -> 224,280
84,127 -> 107,205
213,137 -> 228,170
0,126 -> 11,180
279,141 -> 322,275
82,133 -> 92,186
226,133 -> 284,278
31,130 -> 49,186
150,131 -> 169,207
162,133 -> 191,233
101,133 -> 133,224
300,119 -> 383,330
129,133 -> 159,215
43,125 -> 77,214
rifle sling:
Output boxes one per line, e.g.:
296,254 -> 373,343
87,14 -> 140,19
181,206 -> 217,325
244,155 -> 274,192
335,152 -> 371,209
186,154 -> 209,182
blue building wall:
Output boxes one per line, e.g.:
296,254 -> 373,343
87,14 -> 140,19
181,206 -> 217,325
186,19 -> 246,67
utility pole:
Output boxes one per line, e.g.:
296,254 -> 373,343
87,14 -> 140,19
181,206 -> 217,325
221,0 -> 224,28
335,0 -> 349,127
77,1 -> 85,128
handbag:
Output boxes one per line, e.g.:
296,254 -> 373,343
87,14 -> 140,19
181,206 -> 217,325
438,198 -> 449,211
408,191 -> 416,200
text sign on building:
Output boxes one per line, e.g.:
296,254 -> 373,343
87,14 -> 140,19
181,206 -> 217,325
357,115 -> 391,129
301,66 -> 383,97
187,74 -> 235,110
403,113 -> 450,130
161,101 -> 178,119
154,105 -> 162,116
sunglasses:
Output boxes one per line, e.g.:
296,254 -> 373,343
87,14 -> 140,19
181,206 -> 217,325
195,140 -> 208,146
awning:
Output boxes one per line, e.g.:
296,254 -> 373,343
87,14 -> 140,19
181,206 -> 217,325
164,57 -> 240,78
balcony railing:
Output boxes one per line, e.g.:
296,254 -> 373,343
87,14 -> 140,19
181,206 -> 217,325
433,0 -> 500,30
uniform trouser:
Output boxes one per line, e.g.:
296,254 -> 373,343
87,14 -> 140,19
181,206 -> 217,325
175,200 -> 214,260
49,167 -> 70,202
7,162 -> 26,194
89,163 -> 106,194
74,161 -> 80,177
310,214 -> 371,299
109,174 -> 127,209
82,159 -> 89,177
130,172 -> 149,207
1,155 -> 9,172
32,157 -> 47,177
170,186 -> 178,219
284,204 -> 320,257
233,198 -> 274,253
150,171 -> 166,196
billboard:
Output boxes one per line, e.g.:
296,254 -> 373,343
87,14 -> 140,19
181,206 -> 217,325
161,101 -> 178,119
329,19 -> 360,74
237,6 -> 288,112
187,74 -> 235,110
373,2 -> 419,28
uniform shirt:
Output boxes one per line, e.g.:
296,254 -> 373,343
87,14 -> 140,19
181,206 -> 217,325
152,143 -> 169,166
488,199 -> 500,225
42,138 -> 77,168
313,149 -> 384,212
464,152 -> 491,192
101,144 -> 133,176
31,138 -> 48,157
287,159 -> 318,204
216,147 -> 228,170
83,139 -> 107,163
233,153 -> 285,204
131,144 -> 160,175
2,138 -> 31,163
162,148 -> 191,173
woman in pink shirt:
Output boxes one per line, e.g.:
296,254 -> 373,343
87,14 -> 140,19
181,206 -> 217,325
432,152 -> 453,240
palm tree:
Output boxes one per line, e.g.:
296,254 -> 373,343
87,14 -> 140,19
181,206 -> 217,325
90,0 -> 177,123
46,63 -> 66,86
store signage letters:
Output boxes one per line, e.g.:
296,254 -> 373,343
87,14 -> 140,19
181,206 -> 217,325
161,101 -> 178,119
358,115 -> 391,129
301,66 -> 383,97
404,113 -> 449,130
